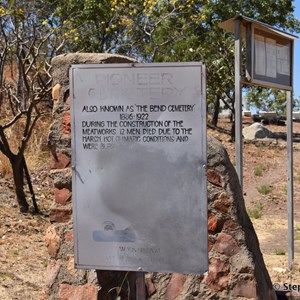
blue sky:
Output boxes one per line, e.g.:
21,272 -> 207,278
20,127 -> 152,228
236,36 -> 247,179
293,0 -> 300,101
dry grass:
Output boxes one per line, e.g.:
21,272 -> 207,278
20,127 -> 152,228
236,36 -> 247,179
0,62 -> 52,175
0,153 -> 11,178
25,116 -> 52,170
0,112 -> 52,176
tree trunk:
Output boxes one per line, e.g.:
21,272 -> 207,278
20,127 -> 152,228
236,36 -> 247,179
23,155 -> 39,213
11,155 -> 29,212
212,96 -> 220,127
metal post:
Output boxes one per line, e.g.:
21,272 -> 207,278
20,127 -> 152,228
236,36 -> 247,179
235,19 -> 243,189
136,272 -> 146,300
287,90 -> 294,269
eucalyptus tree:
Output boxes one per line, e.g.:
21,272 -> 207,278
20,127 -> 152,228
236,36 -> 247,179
48,0 -> 300,130
246,88 -> 290,114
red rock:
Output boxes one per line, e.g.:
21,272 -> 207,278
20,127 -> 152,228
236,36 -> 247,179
45,226 -> 61,257
208,215 -> 218,232
38,289 -> 49,300
165,273 -> 187,300
207,168 -> 222,187
213,232 -> 240,257
231,278 -> 256,298
45,259 -> 61,288
62,111 -> 71,135
202,257 -> 230,292
57,283 -> 97,300
54,188 -> 72,205
213,193 -> 232,213
49,207 -> 72,223
208,235 -> 214,252
223,219 -> 238,231
51,153 -> 71,169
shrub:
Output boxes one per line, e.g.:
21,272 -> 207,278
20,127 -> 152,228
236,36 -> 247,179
274,249 -> 286,255
247,202 -> 264,219
257,185 -> 274,195
254,165 -> 267,176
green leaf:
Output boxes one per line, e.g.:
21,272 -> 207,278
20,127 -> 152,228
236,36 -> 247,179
8,0 -> 15,9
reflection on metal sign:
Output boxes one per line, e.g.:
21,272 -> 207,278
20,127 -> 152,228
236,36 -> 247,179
70,62 -> 207,274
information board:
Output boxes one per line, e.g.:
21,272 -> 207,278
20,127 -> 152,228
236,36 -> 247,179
252,26 -> 293,90
70,62 -> 207,274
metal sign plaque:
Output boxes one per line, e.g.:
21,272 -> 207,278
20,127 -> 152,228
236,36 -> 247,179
70,62 -> 207,274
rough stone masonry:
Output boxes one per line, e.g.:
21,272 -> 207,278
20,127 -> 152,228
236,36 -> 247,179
42,53 -> 277,300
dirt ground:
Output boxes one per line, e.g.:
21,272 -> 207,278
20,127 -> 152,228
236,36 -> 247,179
1,118 -> 300,299
209,118 -> 300,290
0,170 -> 53,300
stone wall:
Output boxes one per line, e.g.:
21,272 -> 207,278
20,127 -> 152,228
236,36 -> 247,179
43,53 -> 276,300
146,135 -> 277,299
43,53 -> 136,300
